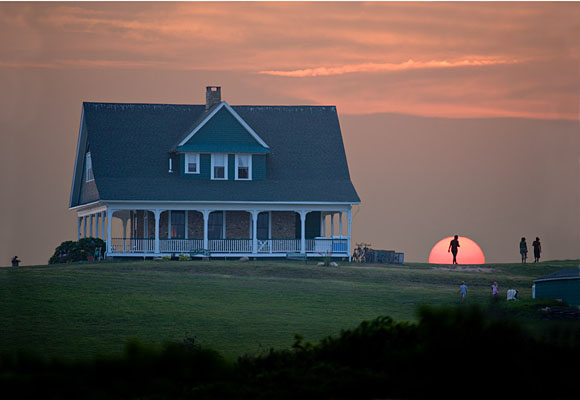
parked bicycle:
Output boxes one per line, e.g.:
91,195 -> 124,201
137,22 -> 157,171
352,242 -> 372,263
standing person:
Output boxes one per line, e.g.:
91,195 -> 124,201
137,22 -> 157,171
448,235 -> 460,264
532,237 -> 542,263
11,256 -> 21,267
458,281 -> 467,302
519,237 -> 528,264
491,281 -> 499,298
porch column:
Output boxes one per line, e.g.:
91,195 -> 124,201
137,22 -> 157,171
83,215 -> 87,238
101,211 -> 106,240
89,214 -> 94,238
347,208 -> 352,262
251,211 -> 258,254
299,210 -> 306,254
339,212 -> 343,237
95,213 -> 100,239
122,216 -> 128,253
77,216 -> 82,240
321,213 -> 326,237
154,210 -> 161,254
202,210 -> 209,250
330,213 -> 334,237
107,209 -> 113,256
184,210 -> 188,239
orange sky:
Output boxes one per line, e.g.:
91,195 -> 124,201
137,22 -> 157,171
1,2 -> 579,265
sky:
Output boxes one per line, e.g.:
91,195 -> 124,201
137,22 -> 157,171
0,1 -> 579,266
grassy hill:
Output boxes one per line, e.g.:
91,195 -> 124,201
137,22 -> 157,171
1,259 -> 578,361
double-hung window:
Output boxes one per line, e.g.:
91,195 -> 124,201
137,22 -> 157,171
85,152 -> 94,182
211,153 -> 227,180
235,154 -> 252,180
185,153 -> 199,174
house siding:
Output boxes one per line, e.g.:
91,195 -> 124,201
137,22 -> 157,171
181,106 -> 267,153
271,211 -> 296,239
225,211 -> 251,239
535,279 -> 580,306
252,154 -> 266,180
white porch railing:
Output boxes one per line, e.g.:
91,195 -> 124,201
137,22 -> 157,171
160,239 -> 204,253
110,238 -> 348,255
209,239 -> 252,253
111,238 -> 155,254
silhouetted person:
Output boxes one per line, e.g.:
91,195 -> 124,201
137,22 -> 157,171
448,235 -> 460,264
532,237 -> 542,263
11,256 -> 21,267
520,237 -> 527,264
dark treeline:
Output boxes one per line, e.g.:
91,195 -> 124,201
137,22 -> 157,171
2,305 -> 579,399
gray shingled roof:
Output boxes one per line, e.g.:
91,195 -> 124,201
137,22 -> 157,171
71,102 -> 360,206
534,268 -> 580,283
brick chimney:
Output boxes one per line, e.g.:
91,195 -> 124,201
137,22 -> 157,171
205,86 -> 221,110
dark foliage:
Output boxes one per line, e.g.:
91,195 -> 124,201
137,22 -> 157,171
48,238 -> 106,264
2,306 -> 580,399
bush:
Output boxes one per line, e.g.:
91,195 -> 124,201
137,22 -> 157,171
49,238 -> 106,264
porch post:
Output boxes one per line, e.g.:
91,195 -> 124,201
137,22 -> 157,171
321,213 -> 326,237
330,213 -> 334,238
299,210 -> 306,254
107,209 -> 113,256
95,213 -> 100,239
154,210 -> 161,254
77,216 -> 82,240
101,211 -> 106,240
202,210 -> 209,251
90,214 -> 94,238
339,212 -> 343,237
347,208 -> 352,262
251,211 -> 258,254
184,210 -> 188,239
83,216 -> 87,238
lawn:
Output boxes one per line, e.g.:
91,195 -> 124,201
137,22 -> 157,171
0,259 -> 577,361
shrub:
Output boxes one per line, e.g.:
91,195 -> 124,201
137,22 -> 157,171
49,238 -> 106,264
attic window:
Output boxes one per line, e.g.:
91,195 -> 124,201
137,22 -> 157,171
211,153 -> 228,180
185,153 -> 199,174
235,154 -> 252,180
85,152 -> 94,182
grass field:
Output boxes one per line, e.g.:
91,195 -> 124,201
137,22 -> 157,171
1,259 -> 578,361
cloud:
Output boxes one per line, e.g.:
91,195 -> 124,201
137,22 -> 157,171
259,58 -> 522,78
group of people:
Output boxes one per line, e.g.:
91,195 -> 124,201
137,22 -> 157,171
447,235 -> 542,264
519,237 -> 542,264
458,280 -> 518,303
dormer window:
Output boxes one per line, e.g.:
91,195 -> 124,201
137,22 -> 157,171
185,153 -> 200,174
211,153 -> 228,180
85,152 -> 94,182
235,154 -> 252,180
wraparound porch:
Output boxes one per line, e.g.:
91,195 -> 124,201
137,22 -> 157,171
74,202 -> 353,259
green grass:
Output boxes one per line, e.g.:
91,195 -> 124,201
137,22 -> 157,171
1,259 -> 578,361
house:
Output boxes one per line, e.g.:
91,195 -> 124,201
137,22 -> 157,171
532,268 -> 580,307
69,86 -> 360,260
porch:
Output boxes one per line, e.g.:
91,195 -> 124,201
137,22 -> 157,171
109,237 -> 348,257
75,204 -> 353,259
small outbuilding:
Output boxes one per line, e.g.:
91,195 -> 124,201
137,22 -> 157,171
533,267 -> 580,307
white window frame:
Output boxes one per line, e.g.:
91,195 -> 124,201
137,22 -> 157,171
184,153 -> 200,174
211,153 -> 228,180
85,152 -> 94,182
235,154 -> 252,180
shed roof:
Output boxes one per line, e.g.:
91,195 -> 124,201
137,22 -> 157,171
533,267 -> 580,283
71,102 -> 360,207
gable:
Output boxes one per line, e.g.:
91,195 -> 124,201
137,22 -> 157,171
177,103 -> 269,154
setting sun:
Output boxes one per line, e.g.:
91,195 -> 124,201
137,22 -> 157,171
429,236 -> 485,265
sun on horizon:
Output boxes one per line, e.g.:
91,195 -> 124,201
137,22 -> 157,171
429,236 -> 485,265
